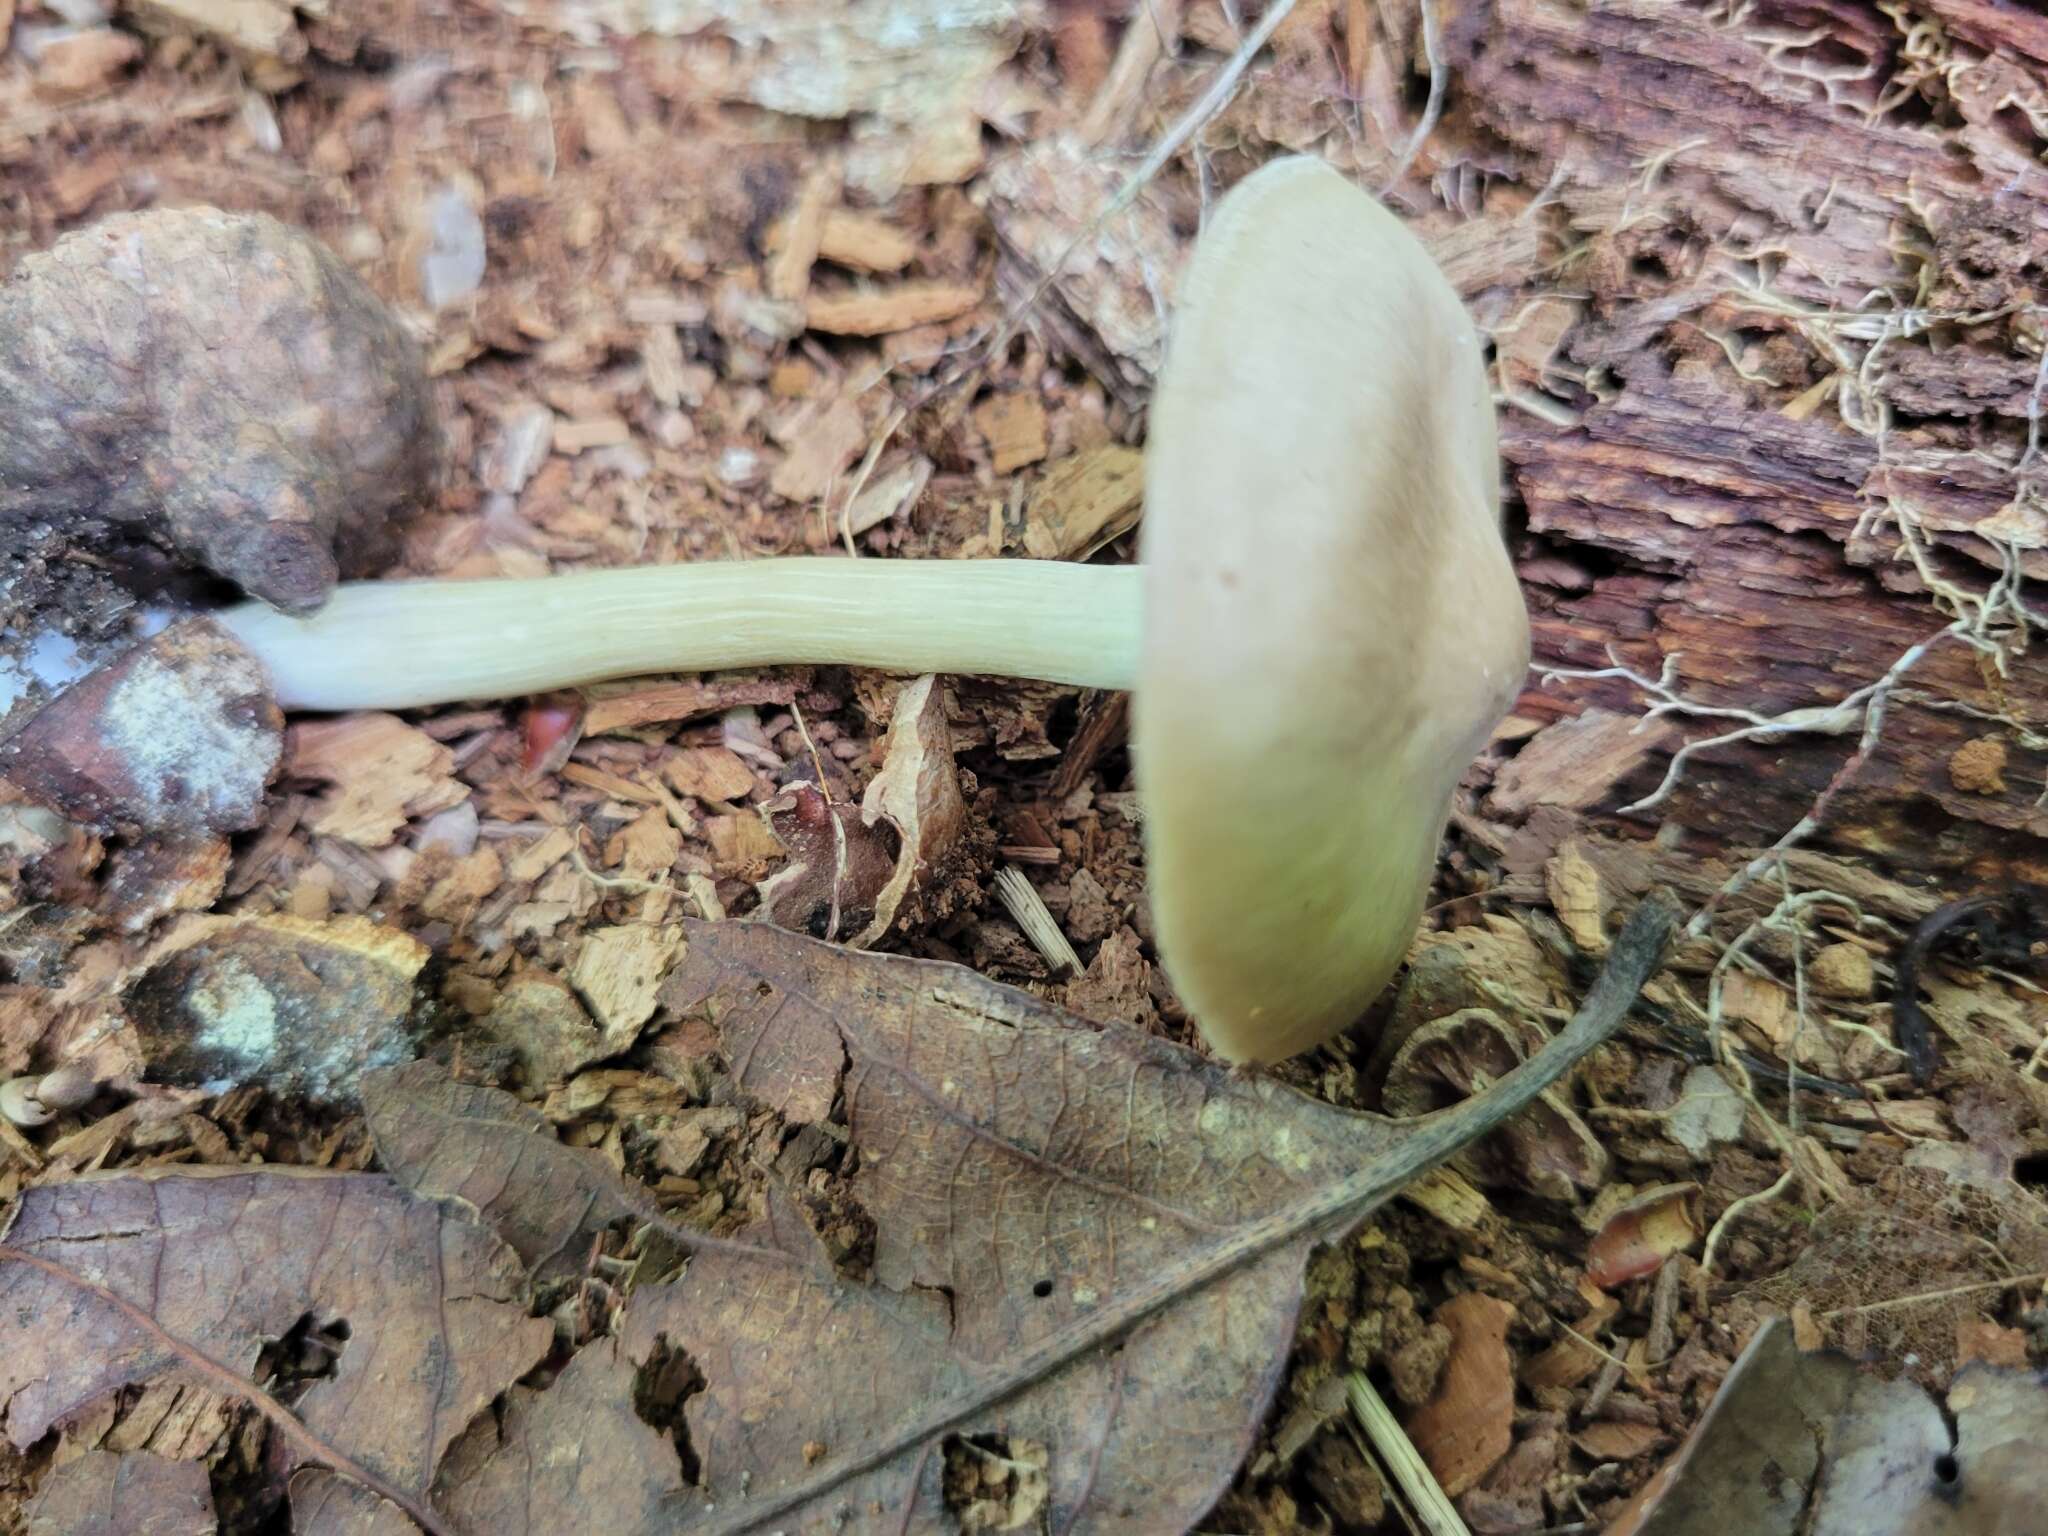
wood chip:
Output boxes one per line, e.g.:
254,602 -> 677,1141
1489,709 -> 1674,818
817,210 -> 916,273
288,714 -> 465,849
608,806 -> 682,883
1573,1420 -> 1663,1461
505,826 -> 575,884
559,762 -> 660,804
552,415 -> 631,453
972,391 -> 1049,474
581,679 -> 796,736
569,924 -> 685,1051
704,811 -> 785,876
1021,444 -> 1142,559
804,280 -> 982,336
664,746 -> 759,804
32,28 -> 141,101
766,164 -> 839,303
1546,841 -> 1609,954
770,397 -> 867,502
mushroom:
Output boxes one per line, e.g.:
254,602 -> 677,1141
0,1062 -> 100,1128
213,156 -> 1530,1064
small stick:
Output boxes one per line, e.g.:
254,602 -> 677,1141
1348,1372 -> 1472,1536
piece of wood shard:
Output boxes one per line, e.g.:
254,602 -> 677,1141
287,713 -> 466,848
25,1449 -> 215,1536
766,164 -> 839,303
769,395 -> 867,502
30,27 -> 140,100
972,390 -> 1049,474
568,923 -> 684,1053
126,913 -> 428,1101
1546,840 -> 1609,954
1021,443 -> 1143,559
663,744 -> 760,803
0,1167 -> 551,1515
581,679 -> 794,741
804,280 -> 982,335
482,969 -> 604,1088
1405,1293 -> 1519,1498
841,453 -> 933,538
130,0 -> 307,90
0,619 -> 282,838
818,209 -> 916,272
1489,709 -> 1675,818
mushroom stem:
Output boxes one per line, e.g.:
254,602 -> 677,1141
216,558 -> 1142,711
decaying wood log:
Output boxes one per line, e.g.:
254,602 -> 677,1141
996,0 -> 2048,881
1450,0 -> 2048,879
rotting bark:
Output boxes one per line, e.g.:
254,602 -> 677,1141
1445,0 -> 2048,876
996,0 -> 2048,881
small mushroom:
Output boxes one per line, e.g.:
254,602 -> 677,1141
0,1062 -> 100,1128
204,158 -> 1526,1065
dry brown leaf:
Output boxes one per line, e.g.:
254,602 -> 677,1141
434,1338 -> 684,1528
1611,1316 -> 2048,1535
24,1449 -> 214,1535
1406,1292 -> 1518,1498
360,1060 -> 807,1287
628,903 -> 1671,1532
0,1167 -> 551,1530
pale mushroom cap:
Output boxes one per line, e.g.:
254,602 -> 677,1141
1134,156 -> 1531,1064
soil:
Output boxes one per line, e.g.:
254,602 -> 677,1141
4,1 -> 2048,1533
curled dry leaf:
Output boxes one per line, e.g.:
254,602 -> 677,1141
1611,1316 -> 2048,1535
754,674 -> 967,946
1585,1183 -> 1702,1290
851,673 -> 969,946
0,1167 -> 551,1528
